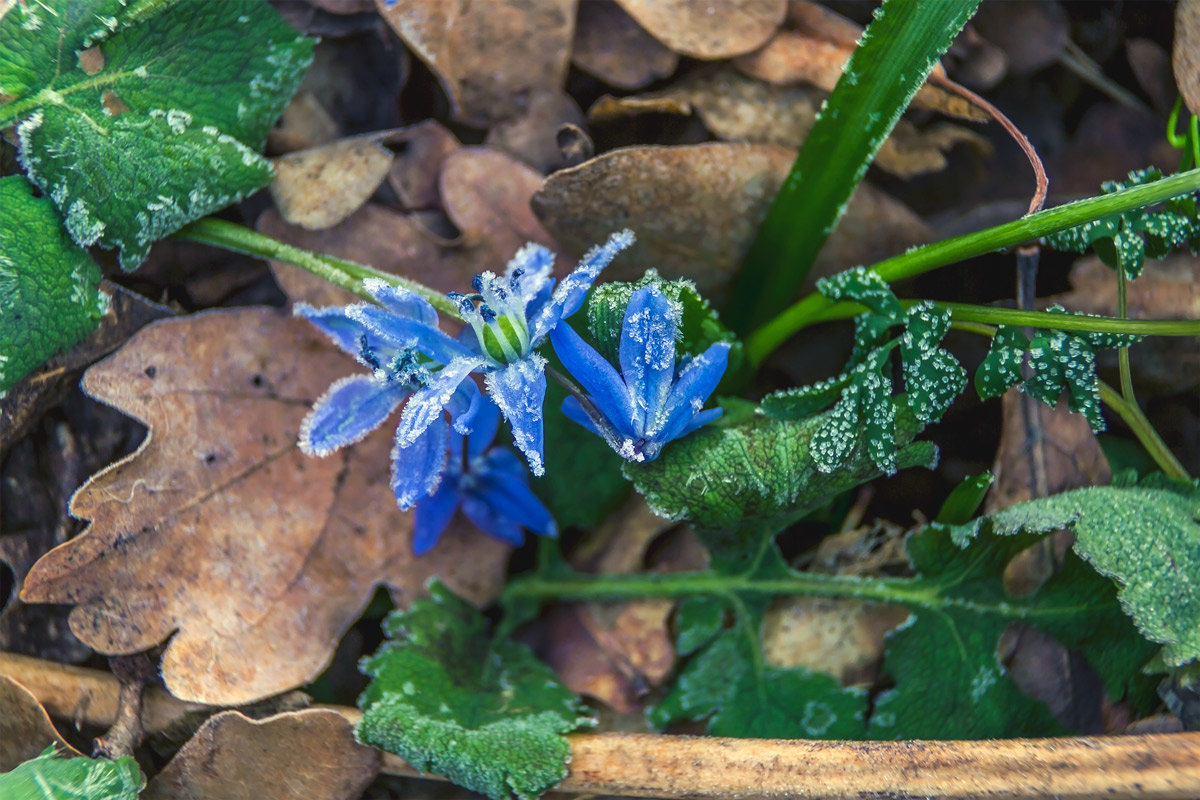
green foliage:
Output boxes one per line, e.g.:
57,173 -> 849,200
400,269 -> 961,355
0,176 -> 108,396
949,479 -> 1200,667
0,747 -> 143,800
1041,168 -> 1200,278
870,524 -> 1154,738
976,311 -> 1142,432
0,0 -> 313,269
934,472 -> 994,525
357,581 -> 593,800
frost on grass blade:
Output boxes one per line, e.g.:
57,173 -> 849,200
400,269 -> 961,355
0,176 -> 108,395
0,0 -> 314,268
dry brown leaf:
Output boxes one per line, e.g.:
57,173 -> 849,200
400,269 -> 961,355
270,92 -> 341,153
21,309 -> 510,704
571,0 -> 679,89
975,0 -> 1069,77
534,143 -> 930,299
386,120 -> 461,211
270,136 -> 393,230
1127,38 -> 1175,114
306,0 -> 375,13
484,88 -> 586,173
762,598 -> 908,685
0,676 -> 79,770
375,0 -> 576,126
142,709 -> 378,800
264,147 -> 556,308
613,0 -> 785,60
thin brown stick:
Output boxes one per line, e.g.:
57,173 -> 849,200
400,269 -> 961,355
5,652 -> 1200,798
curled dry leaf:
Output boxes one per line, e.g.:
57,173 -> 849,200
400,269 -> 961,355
533,143 -> 929,298
484,89 -> 586,173
386,120 -> 462,211
375,0 -> 576,126
142,709 -> 379,800
571,0 -> 678,90
270,136 -> 394,230
762,598 -> 909,686
264,146 -> 556,309
21,309 -> 510,705
270,92 -> 341,153
613,0 -> 785,60
0,676 -> 79,770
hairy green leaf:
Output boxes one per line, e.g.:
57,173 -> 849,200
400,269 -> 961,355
950,480 -> 1200,667
0,176 -> 108,396
357,581 -> 593,800
900,302 -> 965,424
0,747 -> 143,800
0,0 -> 313,268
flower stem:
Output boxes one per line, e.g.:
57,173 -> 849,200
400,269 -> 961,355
173,218 -> 461,318
745,166 -> 1200,366
1098,380 -> 1190,480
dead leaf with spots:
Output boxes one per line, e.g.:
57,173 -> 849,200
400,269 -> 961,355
262,146 -> 557,308
270,135 -> 394,230
21,309 -> 511,705
613,0 -> 785,60
0,676 -> 79,770
142,709 -> 378,800
571,0 -> 679,89
532,143 -> 929,299
375,0 -> 576,126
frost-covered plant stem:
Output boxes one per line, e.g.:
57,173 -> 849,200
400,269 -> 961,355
746,165 -> 1200,366
174,218 -> 461,318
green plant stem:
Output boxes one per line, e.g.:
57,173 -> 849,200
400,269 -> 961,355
1116,267 -> 1137,406
745,166 -> 1200,366
1098,380 -> 1190,480
173,218 -> 460,317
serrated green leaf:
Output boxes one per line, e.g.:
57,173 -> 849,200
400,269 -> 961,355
1025,329 -> 1105,431
674,595 -> 725,656
816,266 -> 903,321
900,302 -> 965,424
975,326 -> 1028,400
870,524 -> 1155,739
0,746 -> 143,800
0,0 -> 313,268
0,175 -> 108,396
357,581 -> 593,800
951,481 -> 1200,667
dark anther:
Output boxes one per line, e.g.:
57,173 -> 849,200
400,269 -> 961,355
359,335 -> 382,370
471,275 -> 484,292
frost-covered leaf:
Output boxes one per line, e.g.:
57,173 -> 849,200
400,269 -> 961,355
357,581 -> 593,800
0,176 -> 108,396
816,266 -> 903,320
950,480 -> 1200,667
899,302 -> 965,424
870,523 -> 1155,739
0,746 -> 143,800
975,325 -> 1029,400
0,0 -> 313,268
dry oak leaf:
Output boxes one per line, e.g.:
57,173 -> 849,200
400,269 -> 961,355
142,709 -> 378,800
571,0 -> 678,90
375,0 -> 576,127
270,135 -> 394,230
262,146 -> 556,308
533,142 -> 929,299
21,309 -> 510,705
613,0 -> 785,60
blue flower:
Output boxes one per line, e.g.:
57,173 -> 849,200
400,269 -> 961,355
296,279 -> 481,510
412,399 -> 557,554
549,286 -> 730,462
382,230 -> 636,476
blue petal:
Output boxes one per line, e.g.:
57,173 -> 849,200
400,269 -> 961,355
447,377 -> 483,435
528,229 -> 635,341
483,356 -> 548,475
653,342 -> 731,443
350,304 -> 477,365
471,449 -> 558,537
294,303 -> 374,358
676,406 -> 723,439
412,481 -> 461,555
300,375 -> 409,456
619,287 -> 678,434
548,323 -> 637,438
466,399 -> 502,460
362,278 -> 438,327
505,243 -> 556,305
560,395 -> 600,435
391,413 -> 448,509
395,357 -> 481,447
461,496 -> 526,546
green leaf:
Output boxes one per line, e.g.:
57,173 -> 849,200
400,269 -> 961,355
934,471 -> 994,525
357,581 -> 593,800
0,0 -> 313,268
870,523 -> 1155,738
950,481 -> 1200,667
816,266 -> 903,321
727,0 -> 982,333
0,746 -> 143,800
900,302 -> 965,424
975,325 -> 1028,400
0,175 -> 108,396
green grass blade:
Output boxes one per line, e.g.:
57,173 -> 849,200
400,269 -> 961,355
725,0 -> 981,334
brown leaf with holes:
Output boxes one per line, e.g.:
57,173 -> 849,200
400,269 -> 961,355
142,709 -> 378,800
21,309 -> 510,704
270,136 -> 393,230
572,0 -> 678,89
375,0 -> 576,126
263,146 -> 557,309
613,0 -> 785,60
533,143 -> 929,299
0,676 -> 79,770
